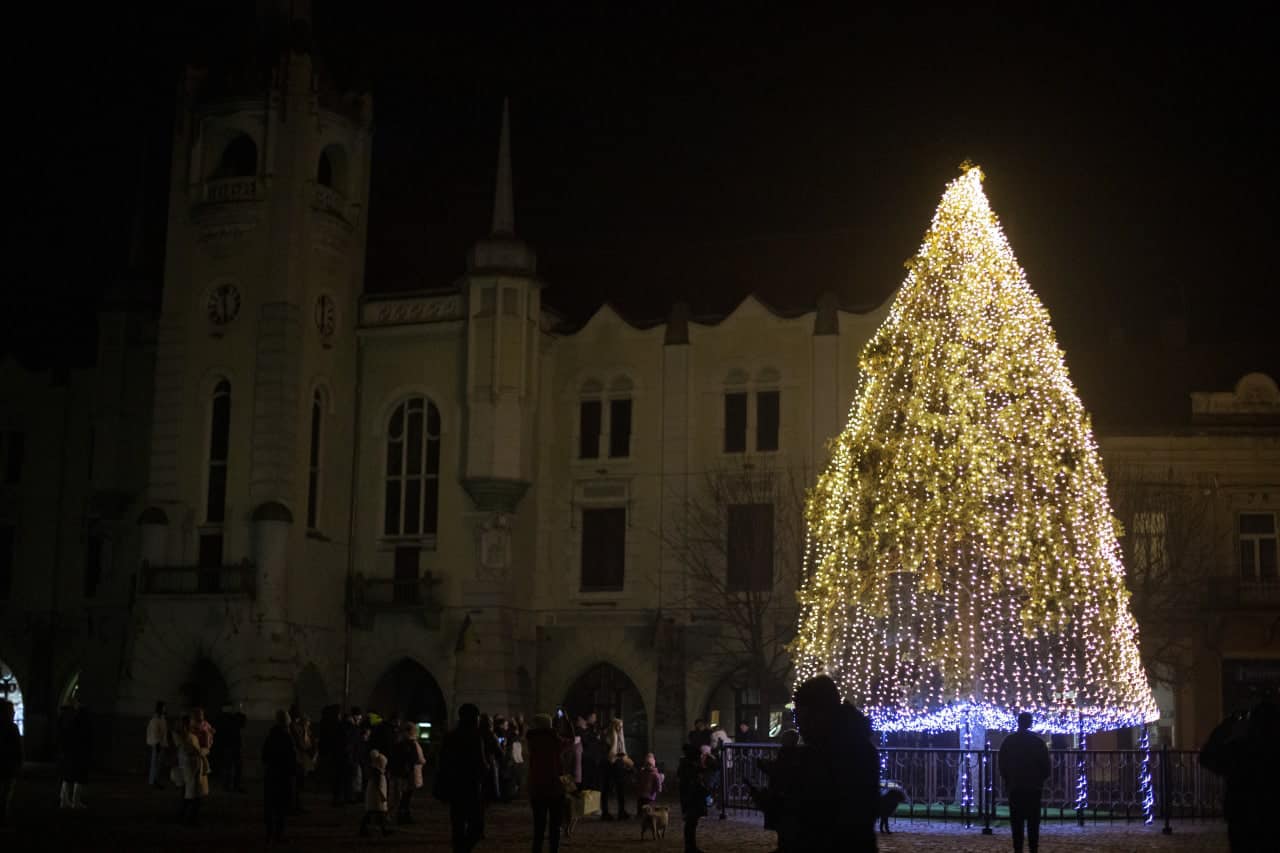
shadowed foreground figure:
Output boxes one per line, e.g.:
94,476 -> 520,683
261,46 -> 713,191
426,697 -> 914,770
435,703 -> 487,853
261,710 -> 295,845
1202,699 -> 1280,853
998,712 -> 1050,853
775,675 -> 879,852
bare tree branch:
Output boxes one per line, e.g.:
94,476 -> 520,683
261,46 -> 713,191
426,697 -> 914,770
658,459 -> 810,697
1108,465 -> 1222,691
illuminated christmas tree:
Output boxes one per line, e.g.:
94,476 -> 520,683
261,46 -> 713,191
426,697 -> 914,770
792,165 -> 1159,734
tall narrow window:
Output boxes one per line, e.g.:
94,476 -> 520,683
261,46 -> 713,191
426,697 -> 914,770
581,507 -> 626,592
756,390 -> 780,452
306,391 -> 322,530
0,525 -> 13,599
394,546 -> 420,604
3,432 -> 23,484
1132,511 -> 1168,578
728,503 -> 774,592
724,392 -> 748,453
579,400 -> 602,459
206,380 -> 231,523
384,398 -> 442,538
609,398 -> 632,459
1240,512 -> 1278,582
84,534 -> 105,598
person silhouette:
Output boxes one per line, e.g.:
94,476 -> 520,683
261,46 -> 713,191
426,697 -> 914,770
998,712 -> 1050,853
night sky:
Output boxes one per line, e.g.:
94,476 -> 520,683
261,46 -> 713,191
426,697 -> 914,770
7,2 -> 1277,417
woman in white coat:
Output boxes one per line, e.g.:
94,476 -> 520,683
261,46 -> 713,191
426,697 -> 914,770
177,715 -> 210,825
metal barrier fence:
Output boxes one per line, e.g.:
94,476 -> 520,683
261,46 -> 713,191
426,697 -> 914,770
718,743 -> 1224,829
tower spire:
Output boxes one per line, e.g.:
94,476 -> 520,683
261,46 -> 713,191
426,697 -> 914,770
492,98 -> 515,236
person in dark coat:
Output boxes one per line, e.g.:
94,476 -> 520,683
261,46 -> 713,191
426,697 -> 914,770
998,712 -> 1051,853
688,719 -> 713,750
262,710 -> 297,845
1202,699 -> 1280,853
526,713 -> 572,853
780,675 -> 879,852
678,743 -> 716,853
57,698 -> 91,809
575,716 -> 599,791
736,721 -> 761,744
317,704 -> 349,807
0,699 -> 22,827
215,703 -> 247,792
435,703 -> 487,853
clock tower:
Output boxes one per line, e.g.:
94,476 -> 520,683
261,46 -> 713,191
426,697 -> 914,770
131,1 -> 372,719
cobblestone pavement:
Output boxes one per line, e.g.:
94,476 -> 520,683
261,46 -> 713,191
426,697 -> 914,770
1,771 -> 1228,852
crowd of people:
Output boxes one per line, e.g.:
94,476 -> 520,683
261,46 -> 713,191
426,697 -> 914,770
0,679 -> 887,850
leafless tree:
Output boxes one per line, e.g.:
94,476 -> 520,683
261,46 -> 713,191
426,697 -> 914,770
1108,465 -> 1223,690
660,460 -> 811,706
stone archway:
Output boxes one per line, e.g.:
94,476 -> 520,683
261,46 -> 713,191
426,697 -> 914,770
180,656 -> 230,713
564,662 -> 649,759
294,664 -> 330,718
367,658 -> 448,743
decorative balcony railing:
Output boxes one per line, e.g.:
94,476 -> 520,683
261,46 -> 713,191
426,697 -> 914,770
312,184 -> 350,222
140,560 -> 256,597
200,176 -> 262,205
1204,575 -> 1280,608
347,572 -> 443,629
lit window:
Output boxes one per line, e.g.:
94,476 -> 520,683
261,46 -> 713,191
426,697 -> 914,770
1240,512 -> 1278,582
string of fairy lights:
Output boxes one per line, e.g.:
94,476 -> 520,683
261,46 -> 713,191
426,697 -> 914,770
791,165 -> 1159,736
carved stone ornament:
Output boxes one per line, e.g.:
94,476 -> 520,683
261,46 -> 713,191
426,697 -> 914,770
479,513 -> 512,575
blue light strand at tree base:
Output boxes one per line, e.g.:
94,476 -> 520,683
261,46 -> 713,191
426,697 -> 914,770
866,700 -> 1155,735
1139,725 -> 1154,825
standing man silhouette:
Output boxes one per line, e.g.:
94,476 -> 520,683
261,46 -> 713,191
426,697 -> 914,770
998,712 -> 1051,853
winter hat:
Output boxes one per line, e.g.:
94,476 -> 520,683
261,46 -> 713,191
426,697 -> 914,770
369,749 -> 387,771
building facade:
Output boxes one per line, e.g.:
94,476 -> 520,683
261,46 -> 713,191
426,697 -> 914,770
1,11 -> 1277,767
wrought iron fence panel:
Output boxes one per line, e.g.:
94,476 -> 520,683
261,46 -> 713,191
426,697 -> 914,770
717,743 -> 1225,824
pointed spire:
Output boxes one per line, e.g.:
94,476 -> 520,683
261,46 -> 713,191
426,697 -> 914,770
491,98 -> 515,236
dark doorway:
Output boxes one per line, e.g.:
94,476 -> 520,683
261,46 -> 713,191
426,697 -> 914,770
181,657 -> 230,712
367,658 -> 448,745
564,662 -> 648,759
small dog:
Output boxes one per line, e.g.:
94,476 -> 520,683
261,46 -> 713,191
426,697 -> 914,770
878,784 -> 907,833
560,775 -> 580,838
640,803 -> 669,840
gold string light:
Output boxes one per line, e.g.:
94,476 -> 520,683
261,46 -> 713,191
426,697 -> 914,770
791,165 -> 1159,734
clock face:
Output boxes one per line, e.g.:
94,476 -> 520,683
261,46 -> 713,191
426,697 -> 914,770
315,294 -> 337,337
207,284 -> 241,326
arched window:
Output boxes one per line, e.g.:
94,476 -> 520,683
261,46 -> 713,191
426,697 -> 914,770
316,144 -> 348,194
212,134 -> 257,179
306,390 -> 323,530
384,398 -> 441,537
317,151 -> 334,187
202,379 -> 231,571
